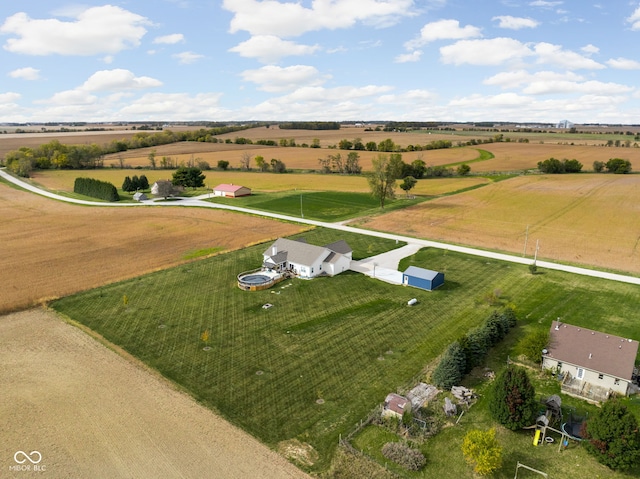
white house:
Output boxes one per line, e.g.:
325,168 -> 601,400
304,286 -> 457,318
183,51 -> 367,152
262,238 -> 352,279
213,183 -> 251,197
542,321 -> 639,398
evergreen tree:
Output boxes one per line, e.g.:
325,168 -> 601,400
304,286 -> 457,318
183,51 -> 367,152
489,365 -> 536,430
138,174 -> 149,190
432,341 -> 466,389
582,399 -> 640,471
122,176 -> 133,193
131,175 -> 140,191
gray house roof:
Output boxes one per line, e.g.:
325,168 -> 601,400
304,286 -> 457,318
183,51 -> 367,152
263,238 -> 352,268
545,321 -> 639,380
404,266 -> 440,281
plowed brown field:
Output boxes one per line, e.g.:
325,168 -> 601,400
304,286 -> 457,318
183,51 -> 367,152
359,174 -> 640,274
0,182 -> 305,313
0,309 -> 309,479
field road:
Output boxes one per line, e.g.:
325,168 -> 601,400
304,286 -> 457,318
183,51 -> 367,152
2,168 -> 639,286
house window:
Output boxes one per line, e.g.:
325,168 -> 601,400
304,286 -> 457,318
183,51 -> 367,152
311,267 -> 314,274
614,378 -> 620,386
557,362 -> 562,369
598,373 -> 604,380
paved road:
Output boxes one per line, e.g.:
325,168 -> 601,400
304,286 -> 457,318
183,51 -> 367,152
2,168 -> 639,286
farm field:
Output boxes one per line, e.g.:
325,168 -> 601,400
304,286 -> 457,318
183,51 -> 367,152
0,308 -> 309,479
477,142 -> 640,172
27,169 -> 489,197
0,181 -> 305,313
361,174 -> 640,275
51,232 -> 640,474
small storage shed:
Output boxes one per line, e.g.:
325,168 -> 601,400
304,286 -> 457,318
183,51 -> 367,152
133,192 -> 148,201
402,266 -> 444,291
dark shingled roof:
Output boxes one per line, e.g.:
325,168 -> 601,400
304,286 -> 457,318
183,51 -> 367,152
545,321 -> 638,380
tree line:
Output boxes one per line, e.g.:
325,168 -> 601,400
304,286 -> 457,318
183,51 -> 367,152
537,157 -> 632,174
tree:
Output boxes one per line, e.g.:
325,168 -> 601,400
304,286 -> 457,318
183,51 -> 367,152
153,180 -> 180,200
338,139 -> 353,150
377,138 -> 396,152
582,399 -> 640,471
432,341 -> 466,389
310,138 -> 321,148
270,158 -> 286,173
489,365 -> 536,430
138,175 -> 149,190
593,160 -> 605,172
399,176 -> 417,197
148,150 -> 157,169
606,158 -> 632,174
462,428 -> 502,476
217,160 -> 229,170
345,152 -> 361,174
255,155 -> 268,171
131,175 -> 140,191
240,152 -> 252,170
411,158 -> 426,178
172,166 -> 205,188
457,163 -> 471,176
518,329 -> 549,364
122,176 -> 134,193
367,154 -> 398,208
365,141 -> 377,151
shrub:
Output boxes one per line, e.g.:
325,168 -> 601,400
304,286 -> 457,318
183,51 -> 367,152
518,329 -> 549,364
605,158 -> 632,174
381,442 -> 426,471
462,428 -> 502,476
593,160 -> 605,172
490,365 -> 536,430
582,399 -> 640,471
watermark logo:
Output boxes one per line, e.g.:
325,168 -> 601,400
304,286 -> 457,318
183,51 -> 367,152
10,451 -> 46,472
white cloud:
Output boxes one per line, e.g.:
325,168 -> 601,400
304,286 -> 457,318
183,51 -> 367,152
153,34 -> 185,44
607,57 -> 640,70
8,67 -> 40,80
229,35 -> 320,63
523,79 -> 633,95
581,44 -> 599,54
173,51 -> 204,64
223,0 -> 416,37
241,65 -> 328,92
81,69 -> 163,91
0,6 -> 150,56
440,37 -> 532,66
627,6 -> 640,30
0,92 -> 21,103
37,90 -> 98,106
492,15 -> 539,29
395,51 -> 422,63
529,1 -> 563,7
405,19 -> 482,49
484,70 -> 584,89
534,42 -> 604,69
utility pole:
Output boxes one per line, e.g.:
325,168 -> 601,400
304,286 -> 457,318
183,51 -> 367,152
523,225 -> 529,257
300,194 -> 303,218
533,239 -> 540,264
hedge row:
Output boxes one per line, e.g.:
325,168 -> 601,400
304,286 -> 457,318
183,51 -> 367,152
432,308 -> 516,389
381,442 -> 426,471
74,177 -> 119,202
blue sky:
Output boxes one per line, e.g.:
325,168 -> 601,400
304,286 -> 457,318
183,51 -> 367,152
2,1 -> 640,123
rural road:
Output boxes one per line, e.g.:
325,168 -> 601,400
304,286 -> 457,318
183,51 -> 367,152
2,168 -> 639,286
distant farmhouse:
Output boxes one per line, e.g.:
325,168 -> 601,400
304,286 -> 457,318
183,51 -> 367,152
263,238 -> 352,279
542,321 -> 639,401
213,183 -> 251,198
557,119 -> 574,129
402,266 -> 444,291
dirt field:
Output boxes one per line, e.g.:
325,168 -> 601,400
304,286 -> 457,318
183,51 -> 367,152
0,182 -> 305,313
360,174 -> 640,274
0,308 -> 309,479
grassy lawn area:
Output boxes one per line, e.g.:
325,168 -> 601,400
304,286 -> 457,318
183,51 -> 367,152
52,234 -> 640,474
207,190 -> 425,221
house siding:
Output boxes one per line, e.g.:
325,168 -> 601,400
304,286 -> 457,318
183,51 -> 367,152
542,357 -> 630,396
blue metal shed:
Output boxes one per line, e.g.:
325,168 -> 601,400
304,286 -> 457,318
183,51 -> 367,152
402,266 -> 444,291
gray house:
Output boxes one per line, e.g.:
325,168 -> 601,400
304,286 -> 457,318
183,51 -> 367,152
402,266 -> 444,291
542,321 -> 639,398
263,238 -> 352,278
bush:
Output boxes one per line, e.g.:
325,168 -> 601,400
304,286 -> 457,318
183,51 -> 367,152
582,399 -> 640,471
462,428 -> 502,476
381,442 -> 426,471
74,177 -> 119,202
605,158 -> 632,174
593,160 -> 605,172
518,329 -> 549,363
489,365 -> 536,430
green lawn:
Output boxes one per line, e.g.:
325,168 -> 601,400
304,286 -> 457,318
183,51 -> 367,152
52,233 -> 640,473
206,190 -> 425,221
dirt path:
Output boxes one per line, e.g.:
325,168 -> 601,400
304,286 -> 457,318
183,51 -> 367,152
0,309 -> 309,479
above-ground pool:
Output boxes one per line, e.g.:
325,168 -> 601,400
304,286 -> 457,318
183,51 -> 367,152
237,270 -> 283,291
